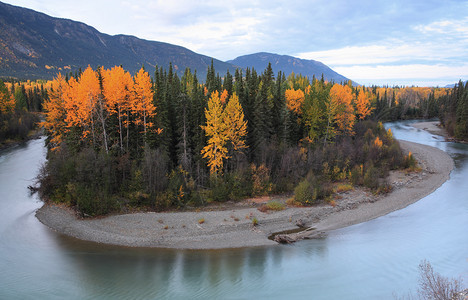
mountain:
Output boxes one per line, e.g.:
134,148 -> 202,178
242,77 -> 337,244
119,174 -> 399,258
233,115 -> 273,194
444,80 -> 467,88
0,2 -> 354,84
0,1 -> 235,80
228,52 -> 352,84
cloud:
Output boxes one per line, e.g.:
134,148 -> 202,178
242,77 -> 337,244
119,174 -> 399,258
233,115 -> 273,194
3,0 -> 468,86
297,15 -> 468,86
334,64 -> 468,86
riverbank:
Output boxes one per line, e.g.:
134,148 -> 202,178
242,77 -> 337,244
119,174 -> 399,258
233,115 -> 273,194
412,121 -> 449,138
0,125 -> 43,151
413,120 -> 467,143
36,139 -> 454,249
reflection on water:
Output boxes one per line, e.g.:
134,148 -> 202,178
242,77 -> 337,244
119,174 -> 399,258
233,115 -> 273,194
0,121 -> 467,299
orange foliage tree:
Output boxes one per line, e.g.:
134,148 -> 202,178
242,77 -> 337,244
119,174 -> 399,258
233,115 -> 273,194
355,91 -> 373,120
76,66 -> 103,149
285,88 -> 305,114
41,74 -> 68,151
132,67 -> 157,140
103,66 -> 134,152
329,83 -> 355,134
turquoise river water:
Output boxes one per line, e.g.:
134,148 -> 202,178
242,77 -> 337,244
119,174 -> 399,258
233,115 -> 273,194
0,120 -> 466,299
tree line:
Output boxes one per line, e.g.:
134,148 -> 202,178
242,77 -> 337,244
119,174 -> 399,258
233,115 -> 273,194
438,80 -> 468,140
37,62 -> 440,215
0,79 -> 45,144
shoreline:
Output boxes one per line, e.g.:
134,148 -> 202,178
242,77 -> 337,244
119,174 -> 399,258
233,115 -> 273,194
36,138 -> 454,250
411,121 -> 449,138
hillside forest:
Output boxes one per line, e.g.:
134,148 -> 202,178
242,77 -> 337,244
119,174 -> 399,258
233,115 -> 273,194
1,63 -> 465,215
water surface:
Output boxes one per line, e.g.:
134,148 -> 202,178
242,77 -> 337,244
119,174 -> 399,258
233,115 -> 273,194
0,121 -> 466,299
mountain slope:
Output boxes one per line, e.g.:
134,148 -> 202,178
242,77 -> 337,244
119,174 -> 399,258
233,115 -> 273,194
0,1 -> 235,79
228,52 -> 352,83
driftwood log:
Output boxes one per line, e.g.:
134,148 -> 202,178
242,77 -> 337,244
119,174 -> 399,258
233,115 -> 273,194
273,227 -> 323,244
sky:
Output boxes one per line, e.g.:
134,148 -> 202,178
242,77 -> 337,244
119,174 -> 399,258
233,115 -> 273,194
4,0 -> 468,86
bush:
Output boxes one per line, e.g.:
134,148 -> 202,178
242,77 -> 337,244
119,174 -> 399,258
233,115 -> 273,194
363,163 -> 380,189
266,200 -> 285,211
258,200 -> 285,212
294,179 -> 314,205
294,173 -> 332,205
251,164 -> 273,196
350,165 -> 363,186
403,151 -> 418,170
208,176 -> 231,202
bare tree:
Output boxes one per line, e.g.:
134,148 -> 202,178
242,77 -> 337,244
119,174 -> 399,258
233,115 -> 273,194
396,260 -> 466,300
417,260 -> 464,300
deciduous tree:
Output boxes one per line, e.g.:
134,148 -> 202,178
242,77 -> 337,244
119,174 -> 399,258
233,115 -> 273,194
330,83 -> 355,134
42,74 -> 68,151
132,67 -> 157,141
285,88 -> 305,115
355,90 -> 373,120
201,91 -> 228,175
103,66 -> 134,152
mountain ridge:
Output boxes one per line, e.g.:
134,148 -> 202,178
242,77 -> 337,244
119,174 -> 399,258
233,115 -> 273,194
0,1 -> 352,84
228,52 -> 353,83
0,1 -> 234,79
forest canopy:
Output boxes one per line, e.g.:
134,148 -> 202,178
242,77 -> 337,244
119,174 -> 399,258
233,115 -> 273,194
35,63 -> 450,215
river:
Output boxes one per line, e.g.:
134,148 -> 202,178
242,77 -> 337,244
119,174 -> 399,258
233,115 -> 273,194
0,120 -> 467,299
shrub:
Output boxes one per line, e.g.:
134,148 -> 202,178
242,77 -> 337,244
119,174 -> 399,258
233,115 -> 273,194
349,165 -> 363,186
251,164 -> 273,196
294,179 -> 314,205
252,217 -> 258,226
363,164 -> 380,189
403,151 -> 418,170
294,173 -> 332,205
258,200 -> 286,212
266,200 -> 285,211
335,183 -> 353,193
208,176 -> 231,202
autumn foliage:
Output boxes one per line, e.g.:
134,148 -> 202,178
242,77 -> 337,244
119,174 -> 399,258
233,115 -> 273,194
329,83 -> 355,134
42,66 -> 159,152
201,90 -> 247,175
285,88 -> 305,114
36,62 -> 452,216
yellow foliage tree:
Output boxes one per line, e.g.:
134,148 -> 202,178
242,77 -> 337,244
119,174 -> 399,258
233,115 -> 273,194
201,91 -> 229,175
224,92 -> 248,152
0,82 -> 15,113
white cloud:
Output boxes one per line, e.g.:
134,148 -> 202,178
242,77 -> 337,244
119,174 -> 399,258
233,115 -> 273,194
296,44 -> 446,66
334,64 -> 468,86
3,0 -> 468,86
